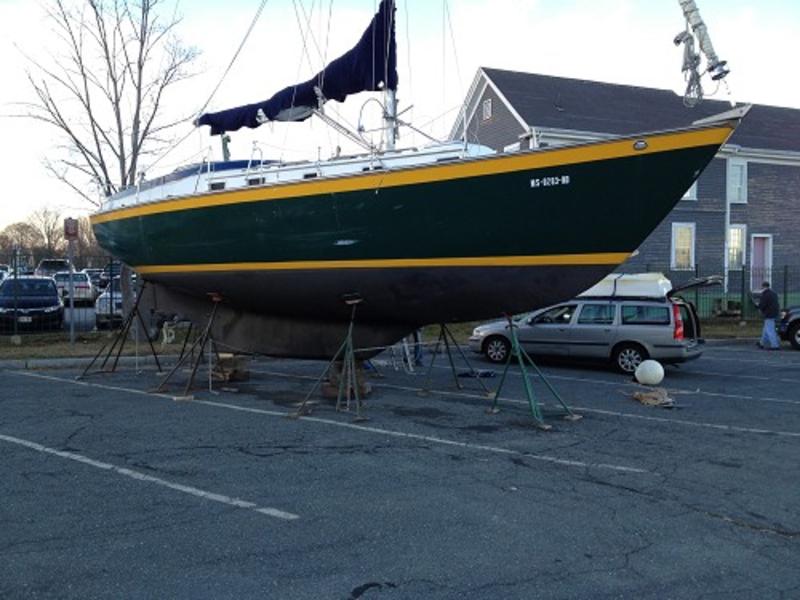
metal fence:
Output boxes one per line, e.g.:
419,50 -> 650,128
1,253 -> 122,337
627,264 -> 800,319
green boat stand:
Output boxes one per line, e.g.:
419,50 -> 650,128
292,295 -> 368,422
489,315 -> 582,430
78,280 -> 162,380
420,323 -> 493,397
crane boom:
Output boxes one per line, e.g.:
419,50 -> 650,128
674,0 -> 730,106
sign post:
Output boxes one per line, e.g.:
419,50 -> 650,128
64,218 -> 79,344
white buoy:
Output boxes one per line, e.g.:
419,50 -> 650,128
635,360 -> 665,386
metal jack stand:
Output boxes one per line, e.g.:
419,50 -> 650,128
79,281 -> 162,379
420,324 -> 492,397
153,293 -> 222,398
292,295 -> 367,421
489,315 -> 581,430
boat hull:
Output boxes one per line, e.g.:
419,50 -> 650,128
93,123 -> 735,358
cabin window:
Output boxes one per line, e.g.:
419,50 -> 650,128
482,98 -> 493,121
247,177 -> 266,186
209,182 -> 225,191
671,222 -> 696,271
728,224 -> 746,270
682,181 -> 697,201
727,158 -> 747,204
303,172 -> 318,179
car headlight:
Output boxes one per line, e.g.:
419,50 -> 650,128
0,306 -> 13,314
43,305 -> 62,313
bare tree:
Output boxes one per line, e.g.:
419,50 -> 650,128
0,223 -> 46,265
28,206 -> 64,256
21,0 -> 199,322
23,0 -> 199,205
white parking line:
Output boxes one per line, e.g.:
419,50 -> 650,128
247,368 -> 800,439
9,370 -> 649,475
375,382 -> 800,439
425,363 -> 800,408
0,432 -> 300,521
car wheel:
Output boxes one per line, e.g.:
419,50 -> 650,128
613,343 -> 648,374
789,322 -> 800,350
484,336 -> 511,364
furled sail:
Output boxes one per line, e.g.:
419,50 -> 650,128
197,0 -> 397,136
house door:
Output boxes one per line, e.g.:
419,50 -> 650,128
750,235 -> 773,290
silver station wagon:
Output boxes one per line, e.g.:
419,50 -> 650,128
469,274 -> 719,373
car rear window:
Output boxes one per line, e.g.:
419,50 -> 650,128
1,279 -> 57,297
578,303 -> 615,325
621,305 -> 670,325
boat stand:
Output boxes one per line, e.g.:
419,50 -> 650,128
489,316 -> 581,430
420,324 -> 492,397
292,296 -> 367,421
78,281 -> 162,379
152,294 -> 222,399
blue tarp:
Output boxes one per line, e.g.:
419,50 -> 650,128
198,0 -> 397,136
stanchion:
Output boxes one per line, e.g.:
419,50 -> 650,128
489,315 -> 581,430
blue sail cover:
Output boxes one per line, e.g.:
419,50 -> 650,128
198,0 -> 397,136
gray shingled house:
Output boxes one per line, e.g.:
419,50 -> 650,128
451,67 -> 800,311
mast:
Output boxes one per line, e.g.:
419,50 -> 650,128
384,89 -> 398,151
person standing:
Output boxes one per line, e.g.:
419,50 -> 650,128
757,281 -> 781,350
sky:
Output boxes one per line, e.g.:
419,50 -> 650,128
0,0 -> 798,230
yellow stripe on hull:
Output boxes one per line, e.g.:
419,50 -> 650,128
135,252 -> 632,275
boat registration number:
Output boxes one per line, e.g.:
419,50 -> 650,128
530,175 -> 570,189
18,316 -> 33,323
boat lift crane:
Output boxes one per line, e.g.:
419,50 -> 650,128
674,0 -> 730,107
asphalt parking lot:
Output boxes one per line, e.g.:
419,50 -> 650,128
1,342 -> 799,599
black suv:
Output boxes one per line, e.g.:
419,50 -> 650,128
779,308 -> 800,349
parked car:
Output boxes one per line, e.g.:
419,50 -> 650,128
82,268 -> 104,288
95,277 -> 123,329
0,276 -> 64,332
98,262 -> 122,289
34,258 -> 72,278
53,271 -> 97,305
469,274 -> 720,373
779,308 -> 800,350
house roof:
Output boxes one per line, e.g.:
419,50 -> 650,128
482,67 -> 800,153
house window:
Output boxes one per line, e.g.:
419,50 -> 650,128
482,98 -> 493,121
727,158 -> 747,204
728,224 -> 746,270
682,181 -> 697,201
671,222 -> 696,271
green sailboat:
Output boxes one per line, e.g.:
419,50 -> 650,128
92,0 -> 743,359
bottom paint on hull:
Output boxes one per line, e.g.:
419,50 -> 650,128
141,263 -> 614,359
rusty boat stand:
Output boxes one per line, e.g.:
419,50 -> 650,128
152,293 -> 223,399
78,281 -> 162,380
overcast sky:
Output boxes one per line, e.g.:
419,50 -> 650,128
1,0 -> 798,230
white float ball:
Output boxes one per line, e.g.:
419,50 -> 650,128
635,360 -> 664,386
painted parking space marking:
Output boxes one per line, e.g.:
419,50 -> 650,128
9,370 -> 649,475
246,367 -> 800,439
0,432 -> 300,521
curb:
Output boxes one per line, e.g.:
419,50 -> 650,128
0,355 -> 169,370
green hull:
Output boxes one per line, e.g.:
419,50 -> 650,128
92,123 -> 734,357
